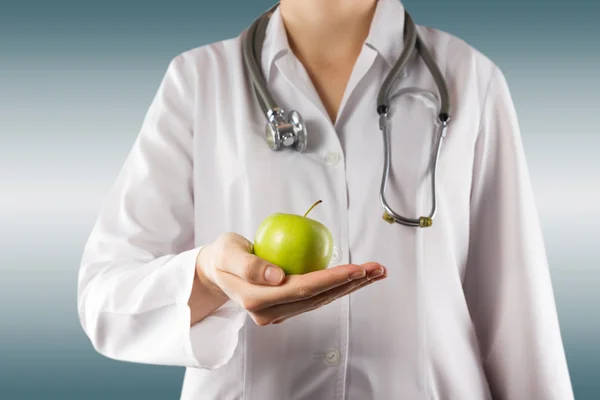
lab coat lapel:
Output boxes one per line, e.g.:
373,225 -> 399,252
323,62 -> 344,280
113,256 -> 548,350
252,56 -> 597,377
273,54 -> 332,123
334,46 -> 378,125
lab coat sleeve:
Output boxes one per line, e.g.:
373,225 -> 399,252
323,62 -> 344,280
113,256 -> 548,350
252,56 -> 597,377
77,55 -> 247,370
463,67 -> 574,399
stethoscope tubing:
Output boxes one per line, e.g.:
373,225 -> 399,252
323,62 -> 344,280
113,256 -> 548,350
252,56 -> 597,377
242,2 -> 451,228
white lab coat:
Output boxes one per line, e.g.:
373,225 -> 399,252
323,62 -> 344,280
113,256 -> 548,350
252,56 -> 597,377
77,0 -> 574,398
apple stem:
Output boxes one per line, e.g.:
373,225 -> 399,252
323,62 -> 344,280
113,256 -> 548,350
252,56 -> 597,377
304,200 -> 323,218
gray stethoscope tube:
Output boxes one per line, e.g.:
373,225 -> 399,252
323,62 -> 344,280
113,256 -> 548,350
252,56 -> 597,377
242,3 -> 451,228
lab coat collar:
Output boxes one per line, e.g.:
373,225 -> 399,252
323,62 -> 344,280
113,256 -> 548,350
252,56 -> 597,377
364,0 -> 406,67
261,0 -> 406,78
261,6 -> 290,79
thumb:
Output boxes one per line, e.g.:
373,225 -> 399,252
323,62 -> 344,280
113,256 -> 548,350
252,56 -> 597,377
219,243 -> 286,286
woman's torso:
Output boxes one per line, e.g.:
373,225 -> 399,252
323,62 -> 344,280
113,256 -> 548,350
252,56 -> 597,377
180,4 -> 496,399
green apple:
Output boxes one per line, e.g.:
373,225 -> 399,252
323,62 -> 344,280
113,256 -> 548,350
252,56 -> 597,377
253,200 -> 334,275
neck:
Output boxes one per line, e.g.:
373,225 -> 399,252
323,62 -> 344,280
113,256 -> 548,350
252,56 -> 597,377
279,0 -> 377,67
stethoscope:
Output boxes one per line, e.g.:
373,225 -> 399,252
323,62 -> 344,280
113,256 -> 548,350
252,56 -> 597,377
242,3 -> 451,228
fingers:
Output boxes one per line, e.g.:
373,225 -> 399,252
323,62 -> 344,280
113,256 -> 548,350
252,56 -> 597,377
222,262 -> 384,311
271,273 -> 388,325
256,271 -> 387,326
269,262 -> 384,304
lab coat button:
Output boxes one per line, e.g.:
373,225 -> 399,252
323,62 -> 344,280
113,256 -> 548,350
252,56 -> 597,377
324,350 -> 340,366
331,247 -> 342,264
325,152 -> 341,166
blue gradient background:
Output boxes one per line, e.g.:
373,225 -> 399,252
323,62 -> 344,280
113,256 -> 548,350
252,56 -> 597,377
1,0 -> 598,399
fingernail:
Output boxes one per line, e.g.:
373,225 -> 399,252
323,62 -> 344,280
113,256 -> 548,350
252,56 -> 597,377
368,268 -> 384,279
349,269 -> 366,280
265,266 -> 283,284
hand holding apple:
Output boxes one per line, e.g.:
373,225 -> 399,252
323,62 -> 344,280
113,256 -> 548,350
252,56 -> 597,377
194,232 -> 387,327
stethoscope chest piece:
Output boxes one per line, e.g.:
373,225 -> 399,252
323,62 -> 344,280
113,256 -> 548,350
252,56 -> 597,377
265,109 -> 307,152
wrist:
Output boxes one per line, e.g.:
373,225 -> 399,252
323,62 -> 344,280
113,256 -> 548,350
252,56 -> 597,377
188,245 -> 230,326
195,245 -> 228,301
